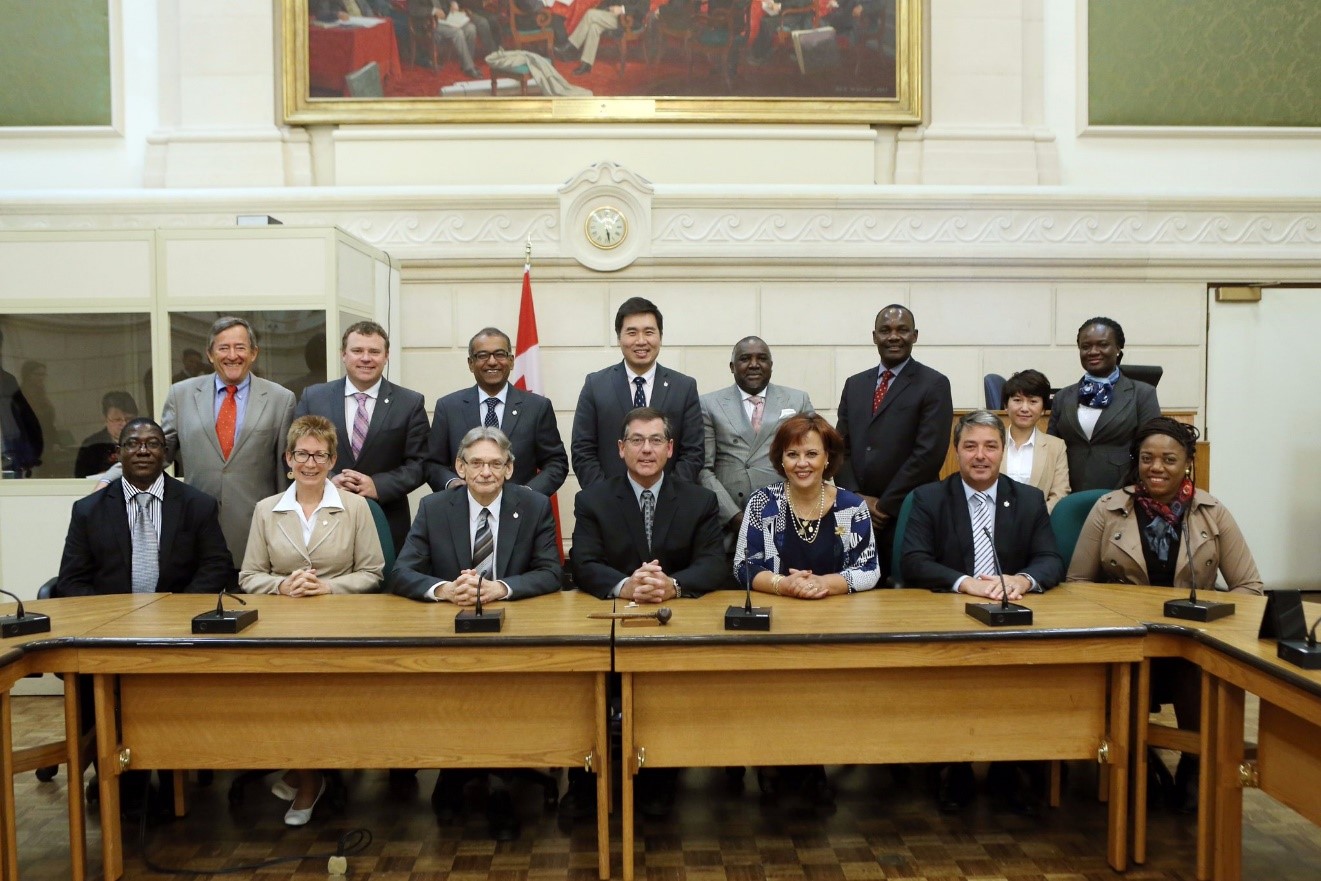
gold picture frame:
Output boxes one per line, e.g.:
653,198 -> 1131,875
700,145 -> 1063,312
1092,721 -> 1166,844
281,0 -> 922,125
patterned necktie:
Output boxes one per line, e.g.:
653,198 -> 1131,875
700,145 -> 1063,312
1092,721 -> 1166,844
216,384 -> 238,459
640,489 -> 655,553
749,395 -> 764,433
872,369 -> 894,414
633,376 -> 646,408
971,492 -> 996,577
484,397 -> 499,428
130,492 -> 158,594
1078,376 -> 1114,409
351,392 -> 370,459
472,507 -> 494,578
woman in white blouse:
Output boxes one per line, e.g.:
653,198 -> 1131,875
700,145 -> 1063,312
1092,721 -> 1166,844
999,369 -> 1070,512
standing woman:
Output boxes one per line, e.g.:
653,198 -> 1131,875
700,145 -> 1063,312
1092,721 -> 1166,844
1000,369 -> 1070,512
1048,317 -> 1161,491
240,415 -> 385,825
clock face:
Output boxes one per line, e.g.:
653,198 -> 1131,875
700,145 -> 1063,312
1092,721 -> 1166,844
585,206 -> 627,250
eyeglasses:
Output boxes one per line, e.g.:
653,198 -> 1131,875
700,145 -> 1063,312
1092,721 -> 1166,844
290,450 -> 332,464
624,435 -> 669,449
120,439 -> 165,453
470,350 -> 511,363
462,458 -> 508,472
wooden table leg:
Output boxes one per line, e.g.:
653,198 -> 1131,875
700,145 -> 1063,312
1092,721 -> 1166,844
94,675 -> 123,881
1212,677 -> 1245,881
621,672 -> 635,881
1195,669 -> 1217,881
1106,661 -> 1130,872
1,692 -> 17,881
594,673 -> 609,881
65,677 -> 86,881
1132,658 -> 1151,864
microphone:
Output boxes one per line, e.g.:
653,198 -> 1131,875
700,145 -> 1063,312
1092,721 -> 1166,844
192,591 -> 258,634
456,572 -> 504,633
1277,612 -> 1321,669
1163,511 -> 1234,622
474,574 -> 484,617
0,586 -> 52,638
724,542 -> 772,631
964,526 -> 1033,626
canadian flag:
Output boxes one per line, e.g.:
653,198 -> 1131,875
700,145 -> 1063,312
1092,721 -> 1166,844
510,255 -> 564,559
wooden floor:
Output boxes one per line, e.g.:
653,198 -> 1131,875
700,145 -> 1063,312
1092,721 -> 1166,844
10,695 -> 1321,880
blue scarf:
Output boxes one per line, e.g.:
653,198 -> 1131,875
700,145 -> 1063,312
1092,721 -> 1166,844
1078,368 -> 1121,409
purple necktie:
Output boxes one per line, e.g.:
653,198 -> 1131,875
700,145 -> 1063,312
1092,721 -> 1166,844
351,392 -> 369,459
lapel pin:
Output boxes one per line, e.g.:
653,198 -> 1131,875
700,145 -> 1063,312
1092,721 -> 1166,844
664,381 -> 669,387
383,398 -> 390,404
1003,501 -> 1009,507
511,410 -> 518,416
512,512 -> 519,519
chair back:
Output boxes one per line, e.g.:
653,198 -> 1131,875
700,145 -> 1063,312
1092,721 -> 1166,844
1120,364 -> 1164,389
345,62 -> 383,97
37,577 -> 59,600
1050,489 -> 1108,569
888,491 -> 916,587
983,373 -> 1006,410
365,498 -> 396,590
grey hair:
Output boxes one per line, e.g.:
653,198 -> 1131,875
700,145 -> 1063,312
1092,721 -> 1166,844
207,316 -> 257,351
953,409 -> 1006,446
458,426 -> 515,464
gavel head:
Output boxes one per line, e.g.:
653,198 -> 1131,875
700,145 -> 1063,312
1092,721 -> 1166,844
656,607 -> 673,624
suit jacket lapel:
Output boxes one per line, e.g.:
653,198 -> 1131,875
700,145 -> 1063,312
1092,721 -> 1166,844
502,386 -> 526,440
104,482 -> 135,576
192,379 -> 224,460
873,364 -> 914,422
612,364 -> 635,417
329,379 -> 354,464
231,378 -> 270,460
717,387 -> 750,444
1026,432 -> 1046,488
496,490 -> 523,578
356,379 -> 395,463
650,366 -> 672,412
615,480 -> 651,560
158,478 -> 183,573
947,478 -> 977,575
649,478 -> 678,555
992,477 -> 1015,565
446,492 -> 474,570
754,384 -> 786,450
1091,377 -> 1130,440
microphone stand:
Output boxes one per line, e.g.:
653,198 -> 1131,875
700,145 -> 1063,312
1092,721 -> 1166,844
725,549 -> 771,631
1277,615 -> 1321,669
1163,512 -> 1234,622
964,527 -> 1034,626
0,586 -> 52,638
456,573 -> 504,633
191,591 -> 258,634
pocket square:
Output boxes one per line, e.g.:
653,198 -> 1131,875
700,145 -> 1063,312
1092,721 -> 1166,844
778,409 -> 796,419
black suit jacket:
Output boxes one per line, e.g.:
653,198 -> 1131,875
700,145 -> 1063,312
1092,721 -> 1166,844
570,362 -> 703,488
1047,376 -> 1160,492
900,475 -> 1062,591
835,359 -> 953,518
570,475 -> 726,598
391,483 -> 562,602
56,475 -> 236,596
426,384 -> 568,496
295,378 -> 429,556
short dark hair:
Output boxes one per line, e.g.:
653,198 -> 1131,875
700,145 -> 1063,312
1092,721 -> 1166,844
1126,416 -> 1201,485
875,304 -> 915,327
769,413 -> 844,481
620,406 -> 671,440
615,297 -> 663,336
341,320 -> 389,352
1001,369 -> 1051,407
208,316 -> 257,351
119,417 -> 165,444
468,327 -> 512,356
1076,316 -> 1125,352
101,391 -> 138,416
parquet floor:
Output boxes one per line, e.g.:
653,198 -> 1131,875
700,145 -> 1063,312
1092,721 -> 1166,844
10,695 -> 1321,880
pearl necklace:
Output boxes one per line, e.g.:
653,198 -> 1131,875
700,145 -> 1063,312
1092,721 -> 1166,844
788,484 -> 826,543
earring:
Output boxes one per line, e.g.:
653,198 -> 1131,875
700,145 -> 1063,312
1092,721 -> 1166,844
287,470 -> 295,479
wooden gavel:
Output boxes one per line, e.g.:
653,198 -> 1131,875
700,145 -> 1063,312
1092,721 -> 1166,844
587,607 -> 673,626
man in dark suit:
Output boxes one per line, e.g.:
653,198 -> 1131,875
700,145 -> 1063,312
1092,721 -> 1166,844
58,417 -> 235,596
392,425 -> 561,839
836,305 -> 953,581
294,321 -> 428,557
426,327 -> 567,498
570,297 -> 703,489
900,409 -> 1062,814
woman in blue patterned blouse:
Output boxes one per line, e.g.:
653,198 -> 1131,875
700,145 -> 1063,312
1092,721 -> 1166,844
734,413 -> 879,597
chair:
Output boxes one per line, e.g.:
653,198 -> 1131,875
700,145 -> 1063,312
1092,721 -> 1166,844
365,498 -> 396,590
406,0 -> 441,68
687,0 -> 749,86
599,10 -> 651,72
983,373 -> 1006,410
768,0 -> 819,55
1049,489 -> 1107,569
1120,364 -> 1164,389
501,0 -> 555,56
345,61 -> 383,97
649,0 -> 700,67
887,491 -> 916,588
849,0 -> 887,75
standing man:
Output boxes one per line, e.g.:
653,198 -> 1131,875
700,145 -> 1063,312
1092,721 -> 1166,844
294,321 -> 429,557
836,305 -> 952,581
427,327 -> 567,498
99,317 -> 296,569
700,336 -> 813,543
571,297 -> 702,489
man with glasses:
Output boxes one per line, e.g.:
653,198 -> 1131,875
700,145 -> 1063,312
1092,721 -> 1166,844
426,327 -> 567,496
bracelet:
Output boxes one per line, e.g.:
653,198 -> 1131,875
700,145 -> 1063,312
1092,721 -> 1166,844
771,574 -> 783,595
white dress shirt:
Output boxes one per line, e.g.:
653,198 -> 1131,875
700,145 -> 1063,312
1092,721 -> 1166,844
624,363 -> 658,406
425,491 -> 513,601
343,378 -> 383,438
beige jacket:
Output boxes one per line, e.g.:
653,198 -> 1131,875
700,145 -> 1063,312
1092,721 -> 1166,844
1003,429 -> 1071,513
1065,487 -> 1262,594
239,483 -> 385,594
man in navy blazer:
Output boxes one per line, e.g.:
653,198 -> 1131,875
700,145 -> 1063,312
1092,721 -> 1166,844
426,327 -> 567,497
294,321 -> 429,556
58,417 -> 235,596
570,297 -> 703,488
836,305 -> 953,580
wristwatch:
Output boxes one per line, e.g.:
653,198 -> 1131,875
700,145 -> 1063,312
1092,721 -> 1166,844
672,578 -> 683,599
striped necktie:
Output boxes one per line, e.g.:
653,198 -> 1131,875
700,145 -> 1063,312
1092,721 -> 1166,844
130,492 -> 158,593
351,392 -> 369,459
640,489 -> 655,553
472,507 -> 494,579
971,492 -> 996,576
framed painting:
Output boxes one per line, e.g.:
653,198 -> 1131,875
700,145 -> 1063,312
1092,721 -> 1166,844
281,0 -> 921,125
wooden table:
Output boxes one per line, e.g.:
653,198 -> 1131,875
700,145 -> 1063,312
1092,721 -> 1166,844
73,591 -> 614,881
613,588 -> 1145,881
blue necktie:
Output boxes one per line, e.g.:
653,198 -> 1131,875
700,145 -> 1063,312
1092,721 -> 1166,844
633,376 -> 646,408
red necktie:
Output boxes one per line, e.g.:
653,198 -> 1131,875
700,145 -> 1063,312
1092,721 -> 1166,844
217,385 -> 238,459
872,370 -> 894,414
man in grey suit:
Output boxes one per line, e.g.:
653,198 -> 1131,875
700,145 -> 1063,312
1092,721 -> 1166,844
570,297 -> 703,488
99,317 -> 296,569
700,336 -> 814,539
293,321 -> 429,557
426,327 -> 568,497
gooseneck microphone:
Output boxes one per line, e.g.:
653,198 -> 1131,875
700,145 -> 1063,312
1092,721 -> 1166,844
1277,607 -> 1321,668
456,573 -> 504,633
724,544 -> 771,631
964,527 -> 1033,626
0,586 -> 52,638
192,590 -> 258,634
474,574 -> 484,617
1163,512 -> 1234,622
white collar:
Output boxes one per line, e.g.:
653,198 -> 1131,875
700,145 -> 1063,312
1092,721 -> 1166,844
272,479 -> 345,513
344,378 -> 384,399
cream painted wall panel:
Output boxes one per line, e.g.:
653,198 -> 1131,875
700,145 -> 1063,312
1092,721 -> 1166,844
0,488 -> 84,601
179,14 -> 272,77
1054,283 -> 1205,346
533,349 -> 609,411
399,284 -> 454,349
0,241 -> 152,301
533,284 -> 611,348
180,76 -> 277,129
915,139 -> 1041,184
981,347 -> 1065,391
337,246 -> 377,310
453,282 -> 526,342
163,239 -> 327,300
914,347 -> 985,409
1118,347 -> 1202,412
612,284 -> 759,347
764,347 -> 839,410
911,282 -> 1052,345
761,284 -> 909,345
401,350 -> 471,405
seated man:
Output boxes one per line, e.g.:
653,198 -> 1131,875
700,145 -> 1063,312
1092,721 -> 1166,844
428,0 -> 485,79
74,391 -> 138,479
901,408 -> 1063,813
391,425 -> 561,839
558,0 -> 649,76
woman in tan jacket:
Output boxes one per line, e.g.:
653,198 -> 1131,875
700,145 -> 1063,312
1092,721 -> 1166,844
240,415 -> 385,825
999,369 -> 1071,512
1067,416 -> 1261,811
